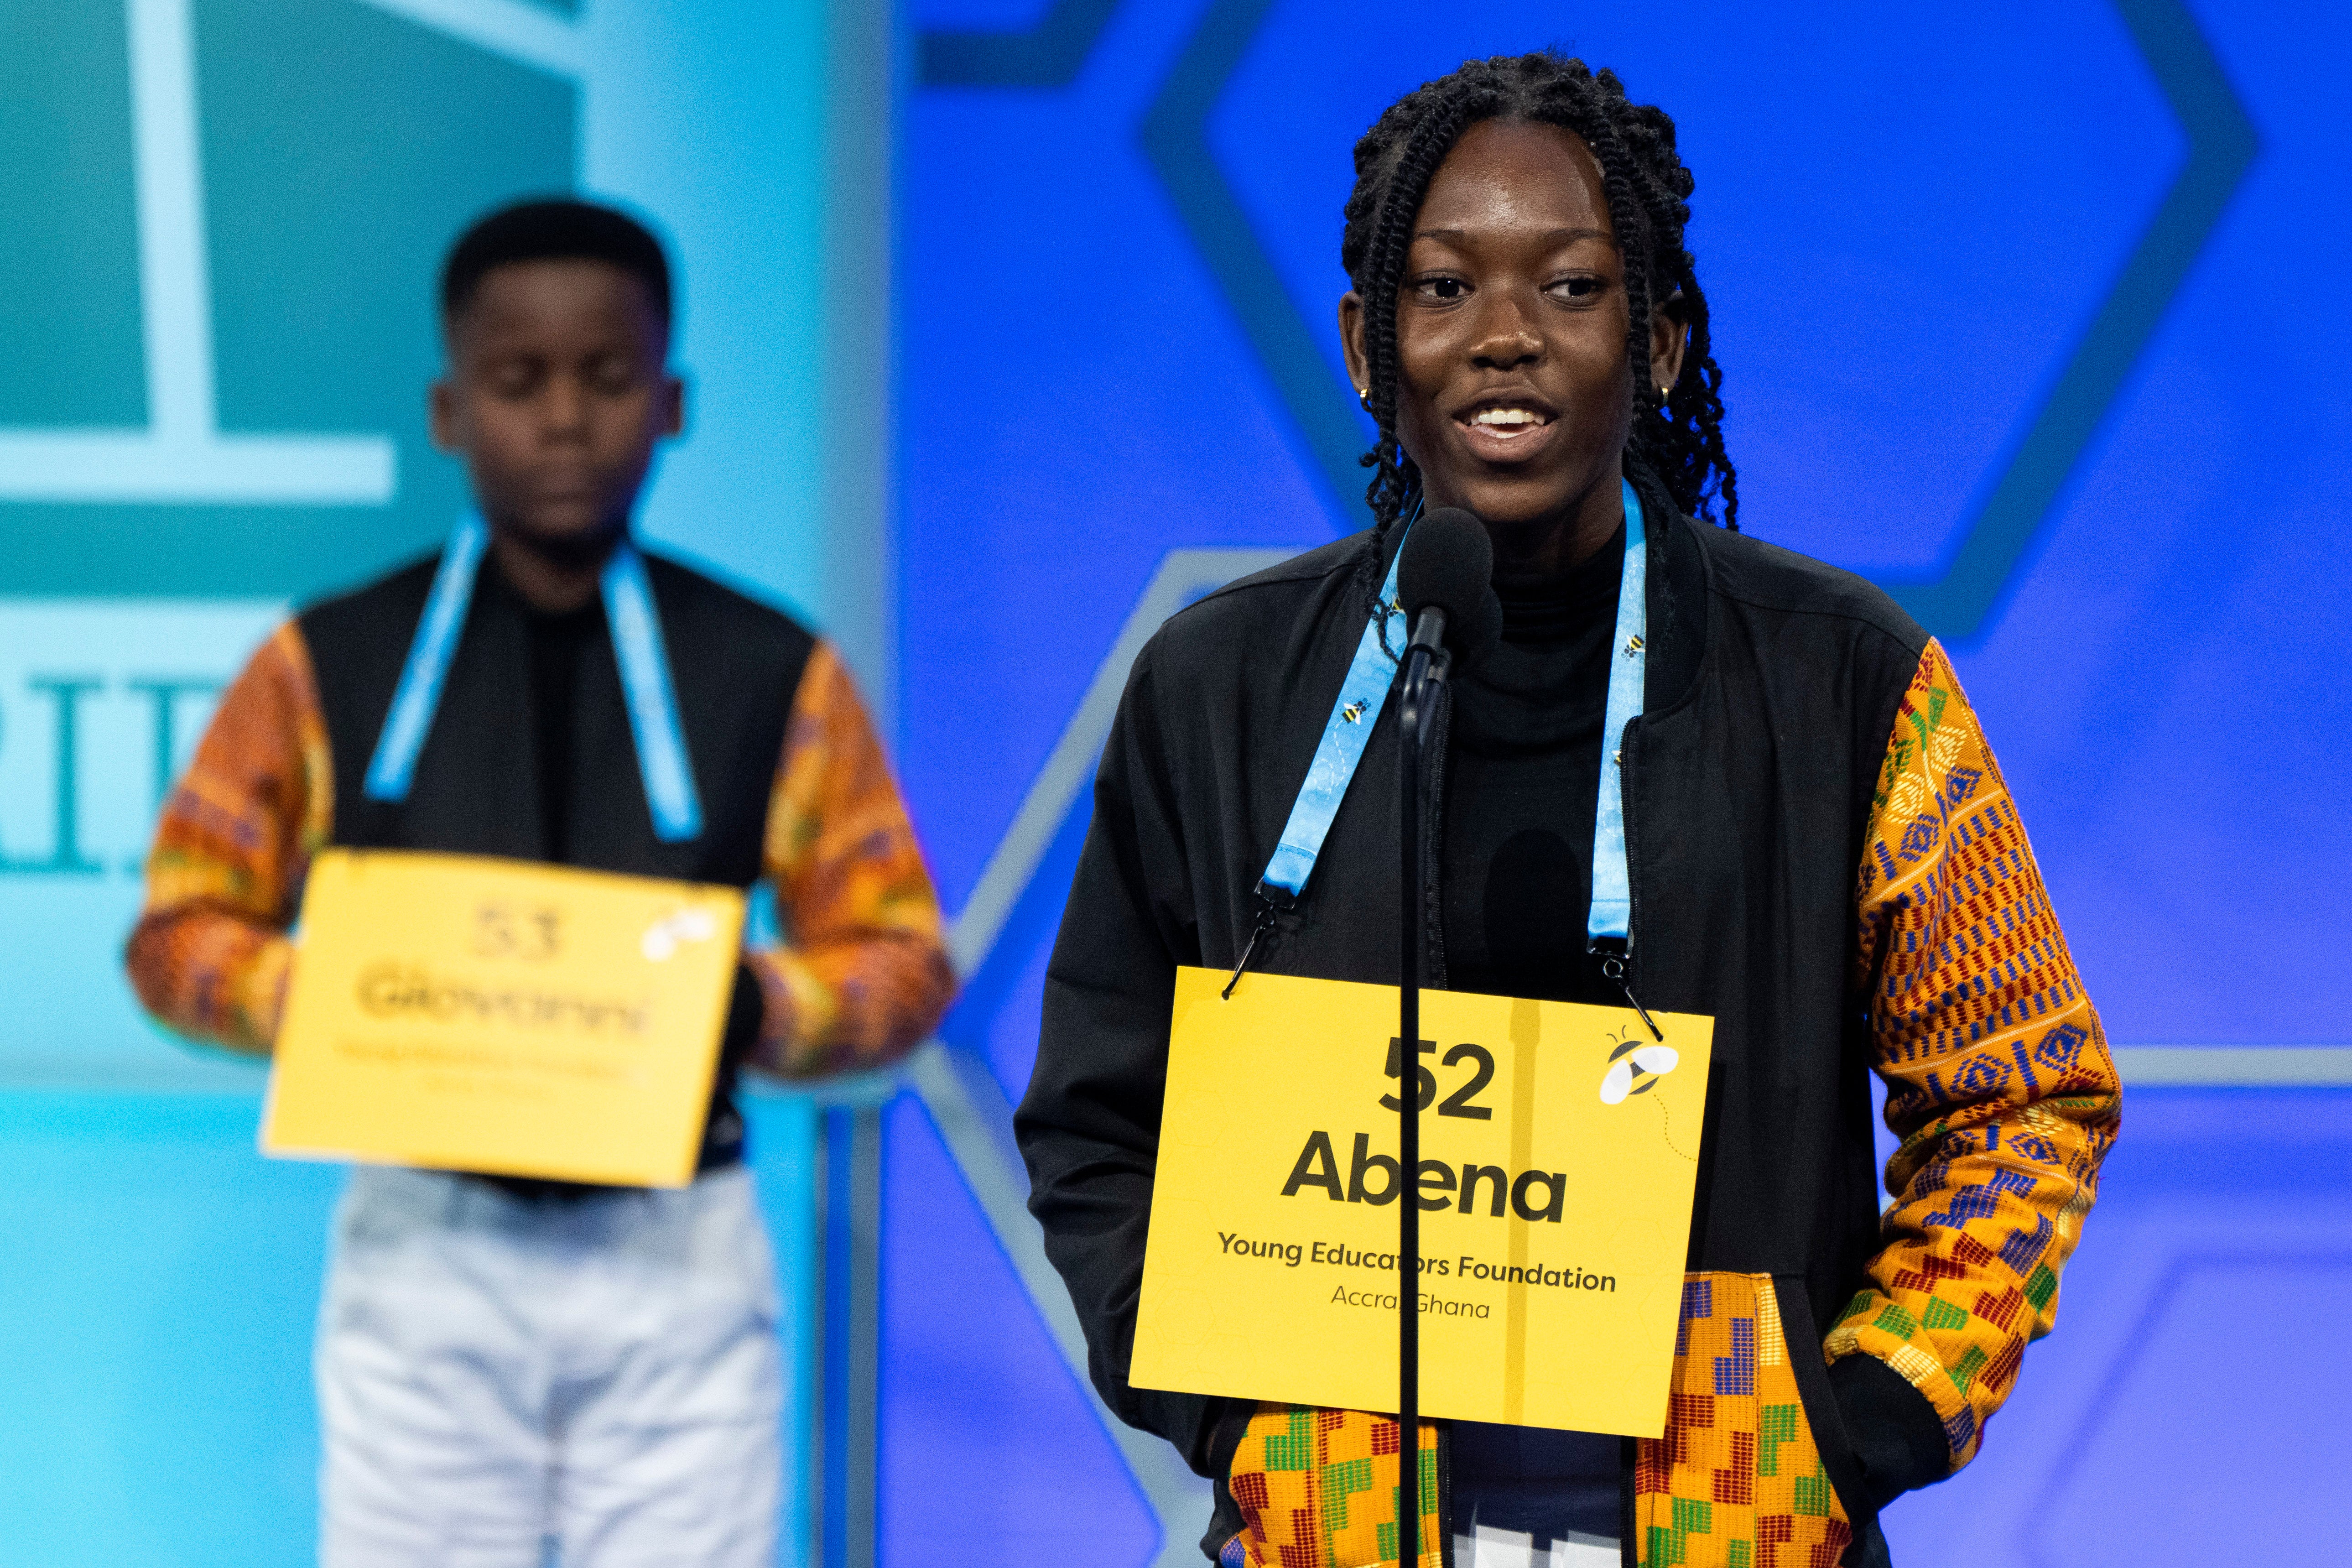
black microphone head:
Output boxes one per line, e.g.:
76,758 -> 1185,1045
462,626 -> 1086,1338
1398,506 -> 1503,671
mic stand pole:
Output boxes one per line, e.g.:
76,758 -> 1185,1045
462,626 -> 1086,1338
1395,612 -> 1447,1568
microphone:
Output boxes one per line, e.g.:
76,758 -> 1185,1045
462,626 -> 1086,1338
1389,505 -> 1500,1558
1397,506 -> 1503,673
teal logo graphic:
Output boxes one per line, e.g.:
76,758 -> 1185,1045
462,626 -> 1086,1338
0,0 -> 581,1067
0,0 -> 578,599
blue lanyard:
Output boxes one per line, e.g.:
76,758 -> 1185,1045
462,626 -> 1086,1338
1257,504 -> 1421,899
1259,479 -> 1646,946
1586,480 -> 1647,942
361,513 -> 705,844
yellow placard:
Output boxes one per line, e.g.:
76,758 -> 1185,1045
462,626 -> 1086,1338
1131,966 -> 1714,1437
262,849 -> 745,1188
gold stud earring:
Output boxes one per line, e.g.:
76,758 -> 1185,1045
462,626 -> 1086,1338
1358,386 -> 1371,410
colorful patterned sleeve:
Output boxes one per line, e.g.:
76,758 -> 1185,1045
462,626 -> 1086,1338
1829,638 -> 2121,1473
123,623 -> 334,1054
745,641 -> 956,1078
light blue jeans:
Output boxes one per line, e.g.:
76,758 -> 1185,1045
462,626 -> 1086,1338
317,1164 -> 782,1567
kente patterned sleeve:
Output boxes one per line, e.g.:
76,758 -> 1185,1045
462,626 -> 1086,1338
1832,638 -> 2121,1471
746,641 -> 956,1078
124,623 -> 333,1054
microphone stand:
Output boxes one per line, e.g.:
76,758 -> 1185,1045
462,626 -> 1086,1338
1395,607 -> 1448,1567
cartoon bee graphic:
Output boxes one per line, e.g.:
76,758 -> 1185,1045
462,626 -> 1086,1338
1599,1029 -> 1679,1104
1341,699 -> 1368,724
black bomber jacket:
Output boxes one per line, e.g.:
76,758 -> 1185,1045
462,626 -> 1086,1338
1015,498 -> 2117,1566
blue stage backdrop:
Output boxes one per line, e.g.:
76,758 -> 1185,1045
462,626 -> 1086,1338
886,1 -> 2352,1563
6,1 -> 2351,1564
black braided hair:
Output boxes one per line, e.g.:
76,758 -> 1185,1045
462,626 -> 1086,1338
1341,53 -> 1737,533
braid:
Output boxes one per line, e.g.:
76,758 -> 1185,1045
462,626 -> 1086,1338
1354,101 -> 1464,528
1341,53 -> 1738,533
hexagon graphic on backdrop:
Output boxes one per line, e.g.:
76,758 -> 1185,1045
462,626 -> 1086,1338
0,0 -> 578,600
1140,0 -> 2254,644
899,5 -> 2267,1563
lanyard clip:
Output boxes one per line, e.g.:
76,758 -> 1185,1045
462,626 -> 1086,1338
1588,937 -> 1663,1041
1224,883 -> 1293,999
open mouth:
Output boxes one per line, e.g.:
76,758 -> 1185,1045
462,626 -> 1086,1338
1453,397 -> 1560,459
1459,405 -> 1554,439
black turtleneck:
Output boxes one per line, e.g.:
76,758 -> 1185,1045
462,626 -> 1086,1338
1441,520 -> 1629,1551
1441,519 -> 1624,1010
